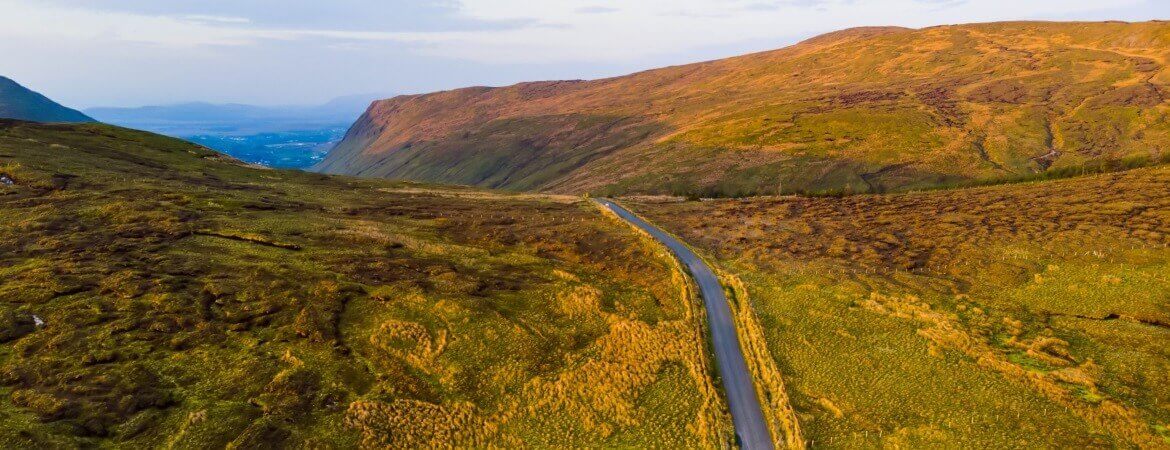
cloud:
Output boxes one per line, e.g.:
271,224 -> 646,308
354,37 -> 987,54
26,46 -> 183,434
181,15 -> 253,25
0,0 -> 538,50
0,0 -> 1158,106
0,2 -> 272,47
575,6 -> 619,14
0,0 -> 1150,59
25,0 -> 513,32
385,0 -> 1149,62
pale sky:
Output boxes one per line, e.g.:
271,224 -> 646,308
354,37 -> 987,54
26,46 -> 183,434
0,0 -> 1166,108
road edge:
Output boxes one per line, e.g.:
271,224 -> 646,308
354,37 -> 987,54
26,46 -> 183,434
590,198 -> 735,447
718,270 -> 806,449
594,198 -> 802,448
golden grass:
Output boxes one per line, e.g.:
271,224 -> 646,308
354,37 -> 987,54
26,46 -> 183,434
630,165 -> 1170,447
598,200 -> 802,447
721,271 -> 805,448
0,121 -> 732,447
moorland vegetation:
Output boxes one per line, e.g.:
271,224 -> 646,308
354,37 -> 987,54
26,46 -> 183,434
0,120 -> 734,447
631,165 -> 1170,447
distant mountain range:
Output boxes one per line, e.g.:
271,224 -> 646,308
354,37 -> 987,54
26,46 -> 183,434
86,94 -> 388,137
316,21 -> 1170,196
0,76 -> 94,123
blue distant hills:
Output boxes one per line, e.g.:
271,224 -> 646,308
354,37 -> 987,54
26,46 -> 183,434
86,94 -> 389,169
85,94 -> 384,136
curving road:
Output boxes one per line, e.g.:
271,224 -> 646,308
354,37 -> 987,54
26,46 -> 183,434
596,199 -> 774,450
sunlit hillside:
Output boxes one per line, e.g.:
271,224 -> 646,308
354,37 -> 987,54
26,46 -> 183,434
318,21 -> 1170,197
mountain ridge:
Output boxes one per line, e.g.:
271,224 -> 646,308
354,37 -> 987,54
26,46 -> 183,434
316,20 -> 1170,196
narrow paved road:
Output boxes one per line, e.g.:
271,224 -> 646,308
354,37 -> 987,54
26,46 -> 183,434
596,199 -> 774,450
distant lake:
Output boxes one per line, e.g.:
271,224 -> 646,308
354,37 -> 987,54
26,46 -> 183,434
185,128 -> 347,169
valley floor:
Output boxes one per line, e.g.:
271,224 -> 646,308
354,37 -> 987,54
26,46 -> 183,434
630,166 -> 1170,447
2,119 -> 1169,448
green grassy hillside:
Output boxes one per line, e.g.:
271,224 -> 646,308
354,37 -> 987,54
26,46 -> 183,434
318,21 -> 1170,197
629,165 -> 1170,447
0,77 -> 94,123
0,120 -> 732,447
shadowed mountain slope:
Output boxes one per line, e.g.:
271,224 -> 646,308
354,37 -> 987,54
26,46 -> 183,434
317,21 -> 1170,196
0,77 -> 94,124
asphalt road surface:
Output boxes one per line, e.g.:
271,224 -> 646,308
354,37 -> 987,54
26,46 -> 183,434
596,199 -> 775,450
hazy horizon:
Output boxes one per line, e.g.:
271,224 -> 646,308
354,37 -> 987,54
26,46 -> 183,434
0,0 -> 1166,109
80,93 -> 391,111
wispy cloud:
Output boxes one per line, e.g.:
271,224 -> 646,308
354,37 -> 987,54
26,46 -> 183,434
181,15 -> 253,25
4,4 -> 360,47
575,6 -> 619,14
0,0 -> 1157,106
384,0 -> 1149,62
0,0 -> 1147,58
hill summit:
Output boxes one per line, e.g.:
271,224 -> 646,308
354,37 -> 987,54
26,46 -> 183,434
316,21 -> 1170,196
0,76 -> 94,123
